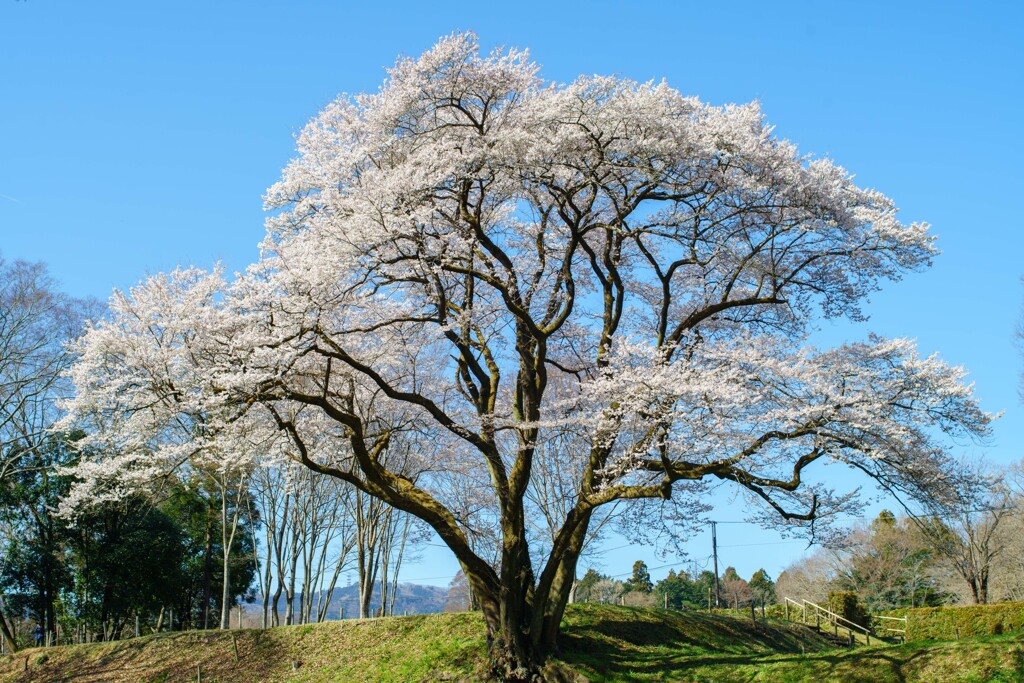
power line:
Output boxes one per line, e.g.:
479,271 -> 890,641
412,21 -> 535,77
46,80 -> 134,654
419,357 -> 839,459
718,540 -> 806,548
606,558 -> 705,579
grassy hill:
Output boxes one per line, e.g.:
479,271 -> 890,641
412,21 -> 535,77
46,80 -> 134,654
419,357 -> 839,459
0,604 -> 1020,682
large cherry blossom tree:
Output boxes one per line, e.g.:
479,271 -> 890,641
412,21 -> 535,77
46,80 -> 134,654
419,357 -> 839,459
62,34 -> 991,681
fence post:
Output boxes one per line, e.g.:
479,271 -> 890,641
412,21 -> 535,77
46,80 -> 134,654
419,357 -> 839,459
785,601 -> 789,622
135,616 -> 140,638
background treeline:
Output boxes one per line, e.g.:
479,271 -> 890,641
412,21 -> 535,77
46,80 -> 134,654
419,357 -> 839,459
0,431 -> 258,644
0,257 -> 258,646
776,484 -> 1024,612
560,464 -> 1024,618
567,561 -> 776,611
0,257 -> 425,651
0,428 -> 429,648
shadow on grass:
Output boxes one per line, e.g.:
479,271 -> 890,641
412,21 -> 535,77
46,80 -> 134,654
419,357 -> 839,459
557,608 -> 843,681
0,629 -> 296,683
560,646 -> 935,683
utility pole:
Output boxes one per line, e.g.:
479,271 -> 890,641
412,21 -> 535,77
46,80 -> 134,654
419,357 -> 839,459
711,521 -> 720,608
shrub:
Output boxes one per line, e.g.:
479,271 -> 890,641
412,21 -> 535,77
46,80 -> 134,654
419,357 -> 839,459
828,591 -> 871,629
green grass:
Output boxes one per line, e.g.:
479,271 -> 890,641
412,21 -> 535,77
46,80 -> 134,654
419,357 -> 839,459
669,633 -> 1024,683
0,612 -> 491,683
557,604 -> 835,681
0,605 -> 1019,682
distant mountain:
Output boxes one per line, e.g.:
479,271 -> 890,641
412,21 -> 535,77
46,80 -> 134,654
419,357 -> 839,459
249,582 -> 448,620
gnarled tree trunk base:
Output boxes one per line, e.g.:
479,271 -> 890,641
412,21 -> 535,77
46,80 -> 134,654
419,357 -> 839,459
489,643 -> 541,683
488,646 -> 586,683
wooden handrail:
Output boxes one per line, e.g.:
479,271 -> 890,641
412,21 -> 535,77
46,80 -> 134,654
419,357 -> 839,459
871,614 -> 907,634
785,597 -> 908,639
801,599 -> 871,636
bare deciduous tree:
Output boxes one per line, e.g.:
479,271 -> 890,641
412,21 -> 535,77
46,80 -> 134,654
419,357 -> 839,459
916,476 -> 1013,605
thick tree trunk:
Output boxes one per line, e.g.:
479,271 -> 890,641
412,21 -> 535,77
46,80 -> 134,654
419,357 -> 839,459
488,623 -> 541,683
538,515 -> 591,652
479,574 -> 569,682
476,583 -> 540,683
472,504 -> 592,681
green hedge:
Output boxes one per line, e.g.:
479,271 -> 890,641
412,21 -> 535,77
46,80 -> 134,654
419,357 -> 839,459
903,602 -> 1024,642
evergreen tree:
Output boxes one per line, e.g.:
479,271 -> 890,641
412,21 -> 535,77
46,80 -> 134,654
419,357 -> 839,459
749,569 -> 777,604
69,496 -> 187,638
838,510 -> 946,610
574,569 -> 608,603
625,561 -> 653,593
161,482 -> 258,630
721,566 -> 741,584
0,433 -> 79,642
655,569 -> 688,608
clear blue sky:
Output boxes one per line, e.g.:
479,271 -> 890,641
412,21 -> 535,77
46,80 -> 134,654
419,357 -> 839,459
2,0 -> 1022,587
